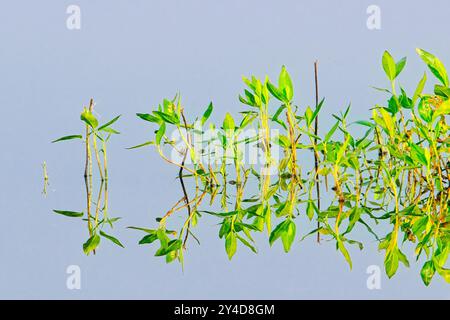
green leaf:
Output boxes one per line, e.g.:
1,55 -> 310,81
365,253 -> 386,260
156,228 -> 169,248
235,222 -> 260,232
269,219 -> 296,252
127,226 -> 156,233
336,134 -> 351,164
416,48 -> 449,86
344,207 -> 362,234
201,102 -> 213,126
434,85 -> 450,98
382,51 -> 396,81
311,98 -> 324,124
353,120 -> 375,128
305,106 -> 314,127
384,249 -> 399,278
387,96 -> 399,114
200,210 -> 239,217
379,108 -> 395,137
156,122 -> 166,145
225,232 -> 237,260
267,81 -> 284,102
324,121 -> 339,142
434,242 -> 450,267
162,98 -> 172,113
397,248 -> 410,267
80,109 -> 98,129
223,113 -> 235,131
126,141 -> 154,150
432,99 -> 450,121
136,113 -> 160,123
279,65 -> 293,101
269,220 -> 288,246
100,127 -> 120,134
281,219 -> 296,253
436,267 -> 450,284
413,72 -> 427,104
243,89 -> 256,106
51,135 -> 83,143
337,239 -> 352,269
236,234 -> 257,254
306,201 -> 315,220
99,230 -> 124,248
83,234 -> 100,255
239,94 -> 253,107
53,210 -> 83,218
165,250 -> 178,263
138,233 -> 158,244
399,88 -> 412,109
274,134 -> 290,148
98,115 -> 121,131
219,219 -> 231,239
410,143 -> 428,167
239,113 -> 256,129
421,260 -> 435,286
418,98 -> 433,123
155,239 -> 182,256
395,57 -> 407,77
154,111 -> 179,125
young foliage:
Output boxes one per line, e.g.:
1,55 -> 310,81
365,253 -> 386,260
52,99 -> 123,255
51,49 -> 450,286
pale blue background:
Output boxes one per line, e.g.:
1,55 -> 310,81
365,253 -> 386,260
0,0 -> 449,299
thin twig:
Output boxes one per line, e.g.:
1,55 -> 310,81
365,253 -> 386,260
179,110 -> 193,248
314,61 -> 321,244
42,161 -> 49,196
84,98 -> 94,236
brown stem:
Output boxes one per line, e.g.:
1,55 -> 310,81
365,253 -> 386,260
179,110 -> 193,248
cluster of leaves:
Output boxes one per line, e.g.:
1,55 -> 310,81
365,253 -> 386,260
52,100 -> 124,254
372,49 -> 450,285
132,49 -> 450,286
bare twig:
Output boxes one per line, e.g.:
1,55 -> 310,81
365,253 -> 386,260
314,61 -> 321,244
179,110 -> 193,248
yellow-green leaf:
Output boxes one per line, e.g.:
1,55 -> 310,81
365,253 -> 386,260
80,109 -> 98,129
225,232 -> 237,260
83,234 -> 100,255
382,51 -> 396,81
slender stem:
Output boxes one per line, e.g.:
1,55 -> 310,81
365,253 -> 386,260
332,166 -> 344,237
92,134 -> 104,181
179,148 -> 191,247
103,140 -> 109,222
94,180 -> 104,227
286,103 -> 297,181
179,110 -> 193,248
157,147 -> 195,174
285,100 -> 299,218
313,61 -> 321,243
259,102 -> 271,204
42,161 -> 49,196
234,152 -> 243,211
84,99 -> 94,236
103,140 -> 108,180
